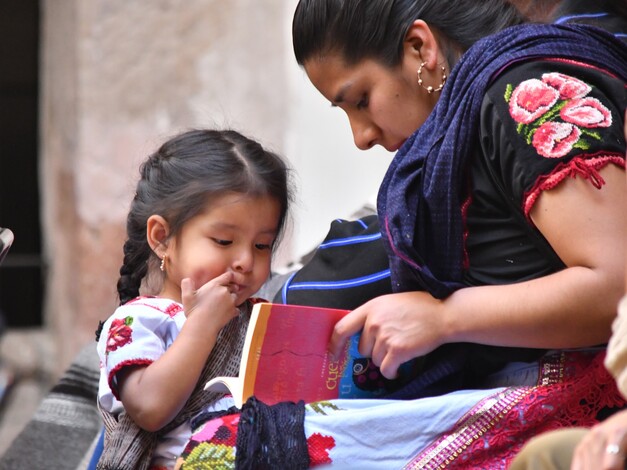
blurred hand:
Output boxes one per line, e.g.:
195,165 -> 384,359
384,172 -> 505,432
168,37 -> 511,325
571,409 -> 627,470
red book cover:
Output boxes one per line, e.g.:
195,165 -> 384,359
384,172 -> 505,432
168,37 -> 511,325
205,303 -> 418,407
244,303 -> 349,405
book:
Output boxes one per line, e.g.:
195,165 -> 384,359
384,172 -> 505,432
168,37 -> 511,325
205,302 -> 418,408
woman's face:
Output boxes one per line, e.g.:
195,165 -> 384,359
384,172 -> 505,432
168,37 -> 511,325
304,52 -> 440,152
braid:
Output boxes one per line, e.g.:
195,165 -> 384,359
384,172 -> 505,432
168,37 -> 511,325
117,237 -> 151,305
116,157 -> 162,305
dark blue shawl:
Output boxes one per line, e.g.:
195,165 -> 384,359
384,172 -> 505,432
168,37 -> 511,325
377,23 -> 627,299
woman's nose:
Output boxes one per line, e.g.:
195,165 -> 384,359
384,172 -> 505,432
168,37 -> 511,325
349,116 -> 378,150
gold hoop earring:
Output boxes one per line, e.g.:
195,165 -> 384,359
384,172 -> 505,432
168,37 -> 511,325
160,254 -> 167,272
417,62 -> 447,94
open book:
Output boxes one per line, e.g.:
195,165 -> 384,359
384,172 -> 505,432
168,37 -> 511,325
205,302 -> 418,408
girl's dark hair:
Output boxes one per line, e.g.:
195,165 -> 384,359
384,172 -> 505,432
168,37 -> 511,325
293,0 -> 525,68
117,129 -> 293,305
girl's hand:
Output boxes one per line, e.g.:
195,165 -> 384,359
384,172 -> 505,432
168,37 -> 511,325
571,410 -> 627,470
117,271 -> 241,431
181,272 -> 240,335
329,291 -> 447,379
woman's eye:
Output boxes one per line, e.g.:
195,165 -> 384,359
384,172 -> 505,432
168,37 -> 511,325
211,238 -> 232,246
356,94 -> 369,110
255,243 -> 272,251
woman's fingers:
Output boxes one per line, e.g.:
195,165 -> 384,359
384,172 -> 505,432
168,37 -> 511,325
329,308 -> 368,358
572,412 -> 627,470
601,429 -> 627,470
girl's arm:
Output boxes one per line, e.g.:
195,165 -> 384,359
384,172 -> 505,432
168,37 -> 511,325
117,274 -> 238,432
331,164 -> 626,379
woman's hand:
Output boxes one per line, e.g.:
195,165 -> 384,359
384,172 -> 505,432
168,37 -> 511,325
329,291 -> 448,379
571,410 -> 627,470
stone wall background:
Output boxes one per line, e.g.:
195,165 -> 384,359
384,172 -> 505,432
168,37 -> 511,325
39,0 -> 392,373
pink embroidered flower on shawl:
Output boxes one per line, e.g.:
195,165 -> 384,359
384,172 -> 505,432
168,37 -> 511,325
509,79 -> 560,124
106,316 -> 133,354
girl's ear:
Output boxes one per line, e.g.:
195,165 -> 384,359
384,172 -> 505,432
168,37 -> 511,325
147,215 -> 170,256
402,19 -> 444,71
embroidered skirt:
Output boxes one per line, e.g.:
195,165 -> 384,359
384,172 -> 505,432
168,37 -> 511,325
175,348 -> 624,469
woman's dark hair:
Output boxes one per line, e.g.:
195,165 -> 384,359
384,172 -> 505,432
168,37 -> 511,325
507,0 -> 627,25
293,0 -> 525,68
507,0 -> 562,22
117,129 -> 293,305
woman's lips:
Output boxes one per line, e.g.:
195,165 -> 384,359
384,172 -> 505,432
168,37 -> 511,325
387,140 -> 406,152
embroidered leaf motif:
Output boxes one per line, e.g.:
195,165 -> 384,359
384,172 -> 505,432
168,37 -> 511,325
573,140 -> 591,151
180,442 -> 236,469
580,129 -> 601,140
504,83 -> 513,102
307,401 -> 342,415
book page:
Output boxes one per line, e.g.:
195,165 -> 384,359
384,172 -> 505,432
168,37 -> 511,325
204,375 -> 245,408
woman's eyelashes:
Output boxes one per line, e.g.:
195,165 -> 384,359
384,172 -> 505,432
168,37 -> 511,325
356,94 -> 369,110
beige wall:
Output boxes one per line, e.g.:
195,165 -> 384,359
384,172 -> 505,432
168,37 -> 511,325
40,0 -> 391,372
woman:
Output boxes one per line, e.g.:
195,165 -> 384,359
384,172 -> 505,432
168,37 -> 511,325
175,1 -> 627,468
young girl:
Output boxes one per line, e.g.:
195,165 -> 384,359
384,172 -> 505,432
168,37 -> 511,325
95,129 -> 292,470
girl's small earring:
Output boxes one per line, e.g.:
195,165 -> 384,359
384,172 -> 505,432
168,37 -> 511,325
417,62 -> 447,94
160,254 -> 167,272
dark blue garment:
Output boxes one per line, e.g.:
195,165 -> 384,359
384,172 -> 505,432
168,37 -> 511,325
377,23 -> 627,298
274,215 -> 392,309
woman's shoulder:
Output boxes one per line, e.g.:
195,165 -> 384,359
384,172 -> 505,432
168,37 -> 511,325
486,57 -> 625,106
474,54 -> 625,218
480,57 -> 625,161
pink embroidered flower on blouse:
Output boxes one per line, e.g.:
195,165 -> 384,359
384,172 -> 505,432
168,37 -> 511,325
509,79 -> 560,124
532,122 -> 581,158
506,71 -> 611,160
106,316 -> 133,353
164,302 -> 183,318
541,72 -> 591,99
560,97 -> 612,128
